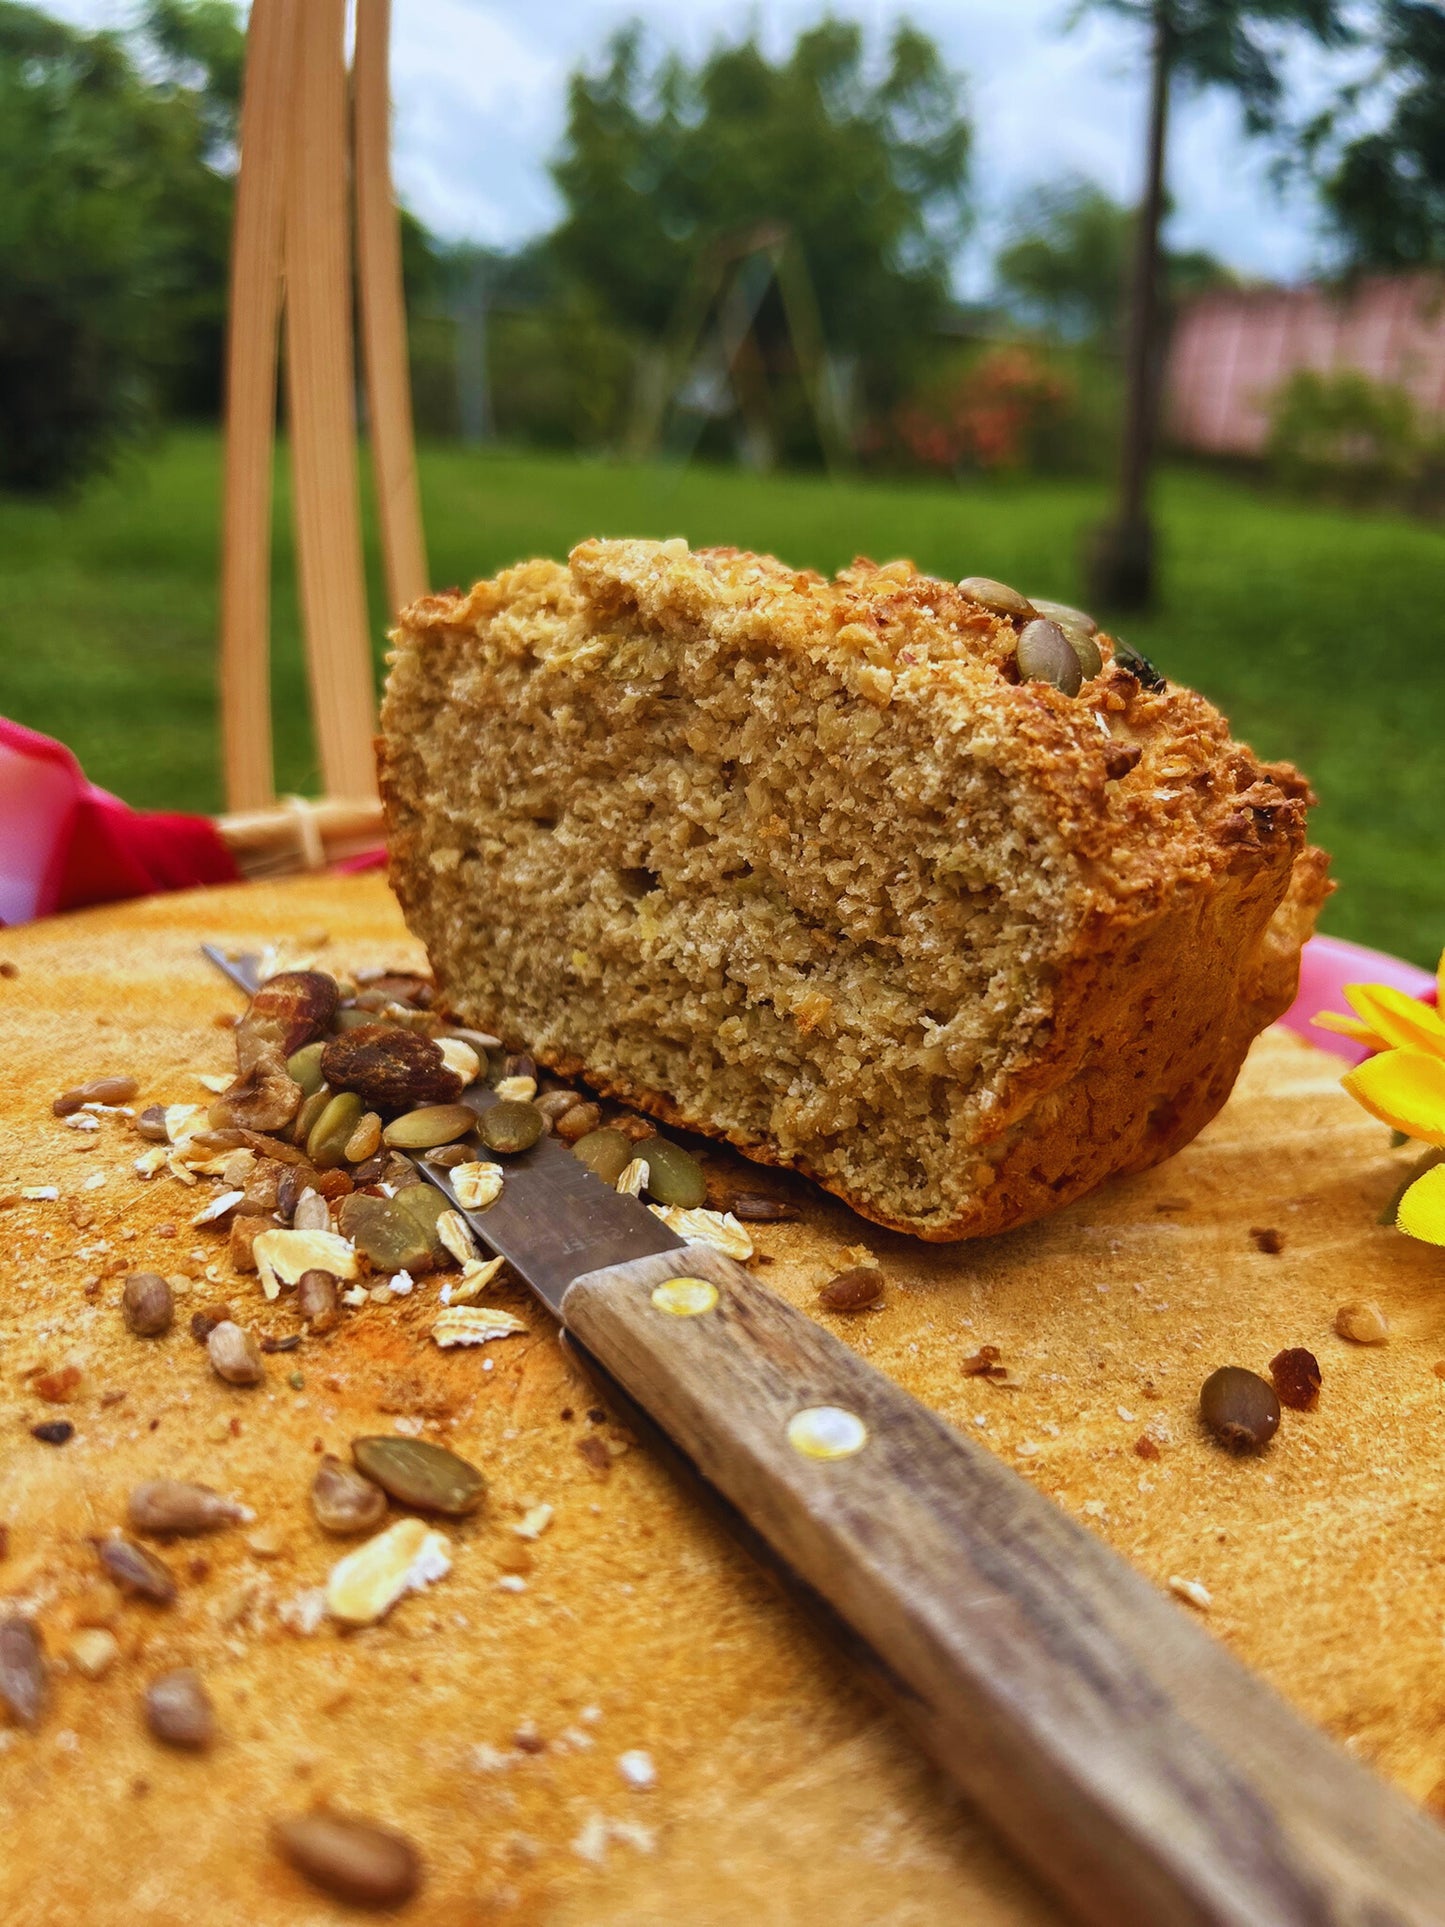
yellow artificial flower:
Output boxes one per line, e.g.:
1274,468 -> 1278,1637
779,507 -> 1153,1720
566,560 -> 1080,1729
1316,959 -> 1445,1246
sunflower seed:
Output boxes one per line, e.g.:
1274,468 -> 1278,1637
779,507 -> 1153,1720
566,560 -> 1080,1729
53,1076 -> 138,1118
144,1668 -> 215,1749
271,1810 -> 422,1909
97,1535 -> 177,1604
296,1269 -> 339,1331
311,1455 -> 388,1535
291,1188 -> 331,1234
351,1436 -> 486,1516
819,1266 -> 885,1312
1336,1301 -> 1389,1344
128,1480 -> 250,1537
207,1321 -> 265,1386
0,1616 -> 45,1726
123,1273 -> 174,1337
135,1104 -> 170,1143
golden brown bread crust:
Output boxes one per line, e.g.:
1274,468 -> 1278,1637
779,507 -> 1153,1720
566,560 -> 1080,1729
380,540 -> 1331,1240
3,875 -> 1443,1927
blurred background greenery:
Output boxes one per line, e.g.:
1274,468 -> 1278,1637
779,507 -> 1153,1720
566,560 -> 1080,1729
1,0 -> 1442,964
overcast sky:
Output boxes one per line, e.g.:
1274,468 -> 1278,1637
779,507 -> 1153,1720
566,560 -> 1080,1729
43,0 -> 1357,290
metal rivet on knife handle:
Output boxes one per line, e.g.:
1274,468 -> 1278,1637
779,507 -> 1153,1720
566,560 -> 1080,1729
650,1277 -> 719,1317
785,1406 -> 869,1461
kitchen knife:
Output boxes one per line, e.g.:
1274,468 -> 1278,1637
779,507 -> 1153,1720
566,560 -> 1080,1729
204,945 -> 1445,1925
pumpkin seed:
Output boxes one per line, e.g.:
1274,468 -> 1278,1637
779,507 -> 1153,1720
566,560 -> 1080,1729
336,1193 -> 435,1273
351,1435 -> 486,1516
536,1089 -> 582,1125
290,1087 -> 331,1148
98,1535 -> 178,1604
1030,596 -> 1097,636
285,1042 -> 327,1098
307,1091 -> 363,1171
123,1272 -> 173,1337
207,1320 -> 265,1386
819,1266 -> 885,1312
382,1103 -> 476,1151
641,1138 -> 706,1209
0,1616 -> 45,1727
478,1100 -> 544,1155
311,1454 -> 388,1534
144,1668 -> 215,1749
958,576 -> 1034,620
1017,619 -> 1082,696
128,1480 -> 249,1537
296,1269 -> 339,1331
1067,629 -> 1104,679
571,1128 -> 632,1185
272,1809 -> 422,1909
332,1005 -> 398,1032
392,1182 -> 451,1254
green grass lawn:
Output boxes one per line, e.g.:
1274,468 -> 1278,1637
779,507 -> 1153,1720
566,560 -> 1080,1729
1,427 -> 1440,967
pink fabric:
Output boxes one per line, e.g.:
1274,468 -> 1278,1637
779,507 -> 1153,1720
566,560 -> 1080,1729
1280,933 -> 1438,1065
0,717 -> 238,924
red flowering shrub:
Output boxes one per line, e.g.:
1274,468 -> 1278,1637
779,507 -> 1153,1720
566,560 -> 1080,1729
886,345 -> 1074,473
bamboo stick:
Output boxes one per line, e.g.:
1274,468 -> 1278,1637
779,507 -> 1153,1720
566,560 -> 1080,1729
218,0 -> 299,810
354,0 -> 429,619
215,797 -> 386,881
283,0 -> 379,802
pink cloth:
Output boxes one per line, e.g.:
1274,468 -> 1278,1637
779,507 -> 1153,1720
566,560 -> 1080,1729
1279,933 -> 1437,1065
0,718 -> 238,924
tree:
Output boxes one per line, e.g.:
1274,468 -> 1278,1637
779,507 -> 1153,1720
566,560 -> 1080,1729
1308,2 -> 1445,269
549,21 -> 972,417
996,175 -> 1232,348
1074,0 -> 1351,610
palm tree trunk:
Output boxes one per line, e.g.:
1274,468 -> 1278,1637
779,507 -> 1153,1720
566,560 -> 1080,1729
1087,2 -> 1172,611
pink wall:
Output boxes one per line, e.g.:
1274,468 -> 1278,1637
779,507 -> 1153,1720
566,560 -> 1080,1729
1166,273 -> 1445,456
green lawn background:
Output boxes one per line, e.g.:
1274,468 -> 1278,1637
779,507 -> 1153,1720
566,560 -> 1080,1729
1,428 -> 1439,968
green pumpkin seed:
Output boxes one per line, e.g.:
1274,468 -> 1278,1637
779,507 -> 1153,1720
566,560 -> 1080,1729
336,1193 -> 435,1273
286,1042 -> 328,1098
307,1091 -> 364,1170
958,576 -> 1034,620
382,1103 -> 477,1151
1066,629 -> 1104,679
350,1435 -> 485,1516
642,1138 -> 706,1209
570,1127 -> 632,1185
478,1100 -> 544,1155
291,1086 -> 332,1148
392,1182 -> 451,1256
1017,619 -> 1082,697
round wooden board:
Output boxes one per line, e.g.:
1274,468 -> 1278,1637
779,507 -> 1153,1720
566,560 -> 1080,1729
0,873 -> 1440,1925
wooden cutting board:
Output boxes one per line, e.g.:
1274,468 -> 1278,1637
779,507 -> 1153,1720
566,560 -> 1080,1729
1,873 -> 1441,1926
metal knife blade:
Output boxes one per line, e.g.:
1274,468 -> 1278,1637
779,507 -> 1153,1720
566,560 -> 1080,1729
200,945 -> 682,1316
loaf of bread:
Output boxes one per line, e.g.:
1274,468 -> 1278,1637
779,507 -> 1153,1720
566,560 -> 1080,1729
379,539 -> 1329,1240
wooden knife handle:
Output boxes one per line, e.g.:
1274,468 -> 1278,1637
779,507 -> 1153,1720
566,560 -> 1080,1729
562,1243 -> 1445,1927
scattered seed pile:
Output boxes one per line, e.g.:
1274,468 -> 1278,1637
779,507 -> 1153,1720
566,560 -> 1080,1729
381,540 -> 1331,1240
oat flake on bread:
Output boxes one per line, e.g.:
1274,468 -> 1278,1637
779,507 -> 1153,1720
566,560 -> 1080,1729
379,538 -> 1329,1240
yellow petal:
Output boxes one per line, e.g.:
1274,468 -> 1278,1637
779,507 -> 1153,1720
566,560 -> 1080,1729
1343,983 -> 1445,1057
1397,1163 -> 1445,1244
1312,1010 -> 1388,1049
1341,1050 -> 1445,1147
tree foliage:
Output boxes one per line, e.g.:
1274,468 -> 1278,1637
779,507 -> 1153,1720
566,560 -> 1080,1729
1307,1 -> 1445,269
996,176 -> 1232,345
0,0 -> 245,491
549,20 -> 971,394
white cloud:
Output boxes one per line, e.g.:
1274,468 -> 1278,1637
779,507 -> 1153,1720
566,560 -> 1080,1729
34,0 -> 1361,281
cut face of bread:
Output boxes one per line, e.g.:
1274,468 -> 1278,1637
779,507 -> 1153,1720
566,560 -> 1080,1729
379,539 -> 1329,1240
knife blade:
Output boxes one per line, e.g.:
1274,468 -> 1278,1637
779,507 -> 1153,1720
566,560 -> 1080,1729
202,942 -> 1445,1926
